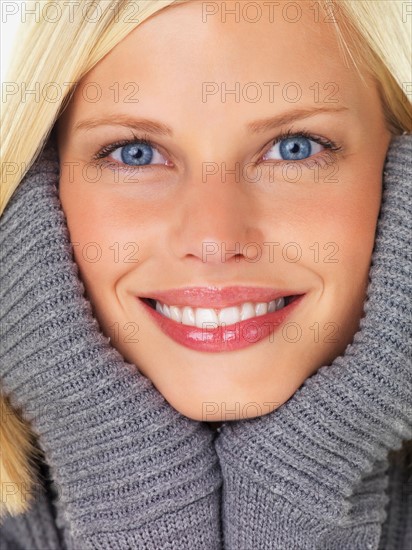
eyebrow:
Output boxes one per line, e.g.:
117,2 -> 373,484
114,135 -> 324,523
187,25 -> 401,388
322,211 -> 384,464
74,114 -> 173,136
73,106 -> 349,135
246,106 -> 349,133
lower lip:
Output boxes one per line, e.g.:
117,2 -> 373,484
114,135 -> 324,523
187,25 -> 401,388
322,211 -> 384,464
138,296 -> 304,353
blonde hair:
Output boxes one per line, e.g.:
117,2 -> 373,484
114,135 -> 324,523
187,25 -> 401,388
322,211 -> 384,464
0,0 -> 411,519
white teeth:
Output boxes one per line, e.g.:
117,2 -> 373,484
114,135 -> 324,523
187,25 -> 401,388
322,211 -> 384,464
240,302 -> 255,321
169,305 -> 182,322
182,306 -> 196,326
153,297 -> 289,327
219,306 -> 241,325
255,302 -> 268,316
196,308 -> 219,328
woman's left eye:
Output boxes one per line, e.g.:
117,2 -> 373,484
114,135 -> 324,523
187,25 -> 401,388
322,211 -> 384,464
263,136 -> 324,161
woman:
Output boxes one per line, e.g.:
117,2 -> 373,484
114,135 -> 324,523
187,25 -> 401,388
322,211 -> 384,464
1,0 -> 411,548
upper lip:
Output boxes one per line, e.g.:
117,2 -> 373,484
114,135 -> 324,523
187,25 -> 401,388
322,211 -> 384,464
139,286 -> 303,308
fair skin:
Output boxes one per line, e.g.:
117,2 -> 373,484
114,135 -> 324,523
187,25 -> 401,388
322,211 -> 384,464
57,0 -> 391,422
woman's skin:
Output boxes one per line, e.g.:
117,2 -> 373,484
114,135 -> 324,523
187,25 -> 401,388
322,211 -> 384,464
57,0 -> 391,422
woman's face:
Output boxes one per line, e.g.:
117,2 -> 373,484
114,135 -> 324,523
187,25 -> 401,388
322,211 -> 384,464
57,0 -> 391,421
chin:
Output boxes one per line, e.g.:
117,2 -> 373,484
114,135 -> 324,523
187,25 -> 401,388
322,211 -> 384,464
162,389 -> 284,423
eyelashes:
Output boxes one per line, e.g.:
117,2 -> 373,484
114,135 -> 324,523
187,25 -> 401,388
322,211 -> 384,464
260,128 -> 341,170
92,132 -> 166,173
91,128 -> 342,174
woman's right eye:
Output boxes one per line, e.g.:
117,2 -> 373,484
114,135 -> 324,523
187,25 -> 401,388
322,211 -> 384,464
108,141 -> 168,167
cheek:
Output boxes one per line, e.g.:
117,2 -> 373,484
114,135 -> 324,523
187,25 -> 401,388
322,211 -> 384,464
58,166 -> 159,297
324,153 -> 381,249
334,159 -> 382,269
306,160 -> 382,339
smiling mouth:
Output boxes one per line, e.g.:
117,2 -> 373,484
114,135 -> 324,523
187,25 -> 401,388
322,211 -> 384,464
140,295 -> 299,328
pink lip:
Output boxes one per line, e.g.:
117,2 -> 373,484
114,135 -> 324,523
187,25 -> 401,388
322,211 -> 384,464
137,290 -> 305,353
138,285 -> 299,309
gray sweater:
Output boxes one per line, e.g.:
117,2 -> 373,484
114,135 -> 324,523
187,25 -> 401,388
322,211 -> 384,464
0,134 -> 411,549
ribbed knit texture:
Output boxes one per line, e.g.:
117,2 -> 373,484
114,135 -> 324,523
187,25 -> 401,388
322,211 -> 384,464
0,136 -> 223,549
378,443 -> 412,550
0,135 -> 411,549
215,134 -> 412,549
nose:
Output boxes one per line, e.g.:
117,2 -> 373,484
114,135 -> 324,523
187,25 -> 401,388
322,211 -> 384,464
169,170 -> 264,266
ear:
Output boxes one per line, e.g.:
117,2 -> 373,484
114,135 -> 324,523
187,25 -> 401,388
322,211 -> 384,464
0,393 -> 42,520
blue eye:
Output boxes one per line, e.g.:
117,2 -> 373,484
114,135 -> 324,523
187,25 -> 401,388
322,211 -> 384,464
104,140 -> 168,167
95,132 -> 339,172
112,142 -> 166,166
263,136 -> 324,161
120,142 -> 153,165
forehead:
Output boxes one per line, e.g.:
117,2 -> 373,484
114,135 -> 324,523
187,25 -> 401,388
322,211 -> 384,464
62,0 -> 375,125
85,1 -> 349,80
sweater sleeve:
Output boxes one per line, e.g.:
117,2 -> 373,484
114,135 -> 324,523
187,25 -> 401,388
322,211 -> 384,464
0,138 -> 223,549
214,134 -> 412,550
